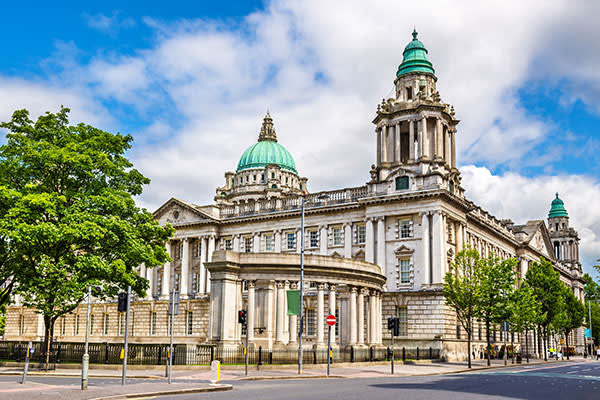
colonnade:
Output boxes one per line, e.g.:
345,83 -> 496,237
376,117 -> 456,168
244,280 -> 383,347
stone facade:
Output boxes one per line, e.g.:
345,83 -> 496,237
4,31 -> 586,360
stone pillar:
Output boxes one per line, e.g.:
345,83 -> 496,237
420,116 -> 427,160
409,120 -> 415,161
456,223 -> 464,253
283,280 -> 290,338
207,236 -> 215,293
289,282 -> 298,343
376,128 -> 382,165
207,262 -> 241,346
296,228 -> 302,254
349,287 -> 357,345
274,230 -> 282,253
382,125 -> 388,163
329,285 -> 336,344
368,291 -> 376,345
161,241 -> 171,299
145,263 -> 154,299
435,118 -> 443,161
376,217 -> 386,277
233,234 -> 240,252
276,281 -> 285,344
421,212 -> 431,285
432,211 -> 445,284
319,225 -> 328,255
377,292 -> 382,344
317,283 -> 325,344
451,130 -> 456,168
358,289 -> 365,345
365,218 -> 375,263
253,233 -> 260,253
180,238 -> 190,298
445,127 -> 451,166
344,223 -> 352,258
395,122 -> 401,163
247,281 -> 255,341
266,281 -> 274,347
199,237 -> 208,293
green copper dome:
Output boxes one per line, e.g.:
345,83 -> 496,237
236,113 -> 297,174
548,193 -> 568,218
397,29 -> 435,77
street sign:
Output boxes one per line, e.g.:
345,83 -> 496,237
560,338 -> 565,345
584,328 -> 591,338
326,314 -> 336,326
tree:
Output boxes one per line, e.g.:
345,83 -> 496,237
552,284 -> 584,360
525,258 -> 564,361
444,247 -> 481,368
476,254 -> 517,366
583,273 -> 600,301
0,107 -> 173,364
508,281 -> 540,363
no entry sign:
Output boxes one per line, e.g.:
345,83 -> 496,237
326,314 -> 336,326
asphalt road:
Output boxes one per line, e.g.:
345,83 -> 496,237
148,361 -> 600,400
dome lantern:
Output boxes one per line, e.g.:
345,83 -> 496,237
548,193 -> 569,218
396,29 -> 435,77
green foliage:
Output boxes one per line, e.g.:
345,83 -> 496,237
476,254 -> 517,326
583,273 -> 600,301
524,258 -> 564,331
586,301 -> 600,343
0,107 -> 174,340
508,281 -> 541,333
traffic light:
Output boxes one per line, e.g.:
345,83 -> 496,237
387,317 -> 396,331
238,309 -> 247,325
118,292 -> 128,312
388,317 -> 400,336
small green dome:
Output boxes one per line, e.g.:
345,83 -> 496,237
236,112 -> 297,173
397,29 -> 435,77
236,140 -> 297,173
548,193 -> 568,218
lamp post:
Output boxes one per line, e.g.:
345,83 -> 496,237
298,196 -> 305,375
82,284 -> 103,390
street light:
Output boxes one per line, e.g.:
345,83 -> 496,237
82,284 -> 103,390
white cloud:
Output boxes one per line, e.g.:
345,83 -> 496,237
84,11 -> 135,35
461,165 -> 600,276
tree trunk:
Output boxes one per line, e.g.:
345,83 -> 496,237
43,315 -> 51,371
511,331 -> 515,364
468,330 -> 472,368
486,319 -> 491,366
525,328 -> 529,363
543,327 -> 547,361
565,330 -> 570,360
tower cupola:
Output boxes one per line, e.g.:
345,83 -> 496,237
548,193 -> 568,218
396,29 -> 435,77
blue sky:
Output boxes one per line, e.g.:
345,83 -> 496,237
0,1 -> 599,275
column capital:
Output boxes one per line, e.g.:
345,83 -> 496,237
276,281 -> 285,289
318,224 -> 328,230
349,286 -> 358,294
289,282 -> 298,290
317,283 -> 326,290
418,211 -> 431,217
365,217 -> 374,222
375,216 -> 385,222
329,284 -> 336,292
247,280 -> 256,289
273,229 -> 283,235
359,287 -> 369,296
342,222 -> 352,228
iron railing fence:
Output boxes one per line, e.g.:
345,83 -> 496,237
0,341 -> 440,366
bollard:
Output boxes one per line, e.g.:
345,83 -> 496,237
350,346 -> 355,363
210,346 -> 215,363
417,347 -> 420,360
429,347 -> 433,359
258,346 -> 262,368
402,347 -> 406,362
104,342 -> 109,364
20,342 -> 32,384
210,360 -> 221,385
313,348 -> 317,365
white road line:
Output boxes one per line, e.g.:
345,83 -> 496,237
566,371 -> 577,374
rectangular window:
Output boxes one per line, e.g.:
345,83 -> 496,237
119,313 -> 125,336
287,232 -> 296,250
265,234 -> 274,252
357,225 -> 366,244
399,219 -> 412,238
61,317 -> 66,336
75,314 -> 80,336
224,238 -> 232,250
309,230 -> 319,248
397,307 -> 408,336
104,313 -> 109,336
19,315 -> 24,336
194,241 -> 202,258
187,311 -> 193,335
306,309 -> 316,336
192,272 -> 199,293
395,176 -> 409,190
333,227 -> 342,246
400,259 -> 411,283
151,312 -> 157,336
244,237 -> 253,253
90,314 -> 94,335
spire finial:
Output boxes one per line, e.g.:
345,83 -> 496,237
258,111 -> 277,142
412,28 -> 418,40
555,192 -> 559,198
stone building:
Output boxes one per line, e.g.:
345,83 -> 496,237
4,30 -> 585,360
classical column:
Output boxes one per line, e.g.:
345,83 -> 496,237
358,289 -> 365,345
368,291 -> 377,344
376,128 -> 382,165
381,125 -> 388,163
266,281 -> 274,347
365,218 -> 375,263
409,120 -> 415,161
296,228 -> 302,254
376,217 -> 386,277
247,281 -> 255,341
319,225 -> 328,255
456,222 -> 464,253
180,238 -> 190,298
199,237 -> 208,293
349,287 -> 357,345
289,282 -> 298,343
445,127 -> 451,166
420,116 -> 427,159
253,233 -> 260,253
317,283 -> 325,344
451,129 -> 456,168
161,241 -> 171,299
343,223 -> 352,258
329,284 -> 336,344
274,230 -> 282,253
276,281 -> 285,344
377,292 -> 382,344
284,280 -> 290,337
420,212 -> 431,285
206,236 -> 216,293
145,263 -> 154,299
432,211 -> 445,284
395,122 -> 401,163
435,118 -> 442,160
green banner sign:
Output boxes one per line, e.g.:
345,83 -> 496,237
286,290 -> 300,315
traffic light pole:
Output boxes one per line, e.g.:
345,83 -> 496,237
245,309 -> 249,376
391,331 -> 394,375
168,289 -> 175,384
122,285 -> 131,385
327,324 -> 331,377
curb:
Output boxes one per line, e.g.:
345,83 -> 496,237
445,359 -> 574,375
239,375 -> 345,381
88,384 -> 232,400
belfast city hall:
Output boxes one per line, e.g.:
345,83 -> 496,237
5,30 -> 586,361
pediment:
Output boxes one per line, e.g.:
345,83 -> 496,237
153,198 -> 216,226
394,245 -> 414,256
526,221 -> 554,260
352,249 -> 365,261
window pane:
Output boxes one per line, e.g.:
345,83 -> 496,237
400,260 -> 411,283
397,307 -> 408,336
396,176 -> 409,190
